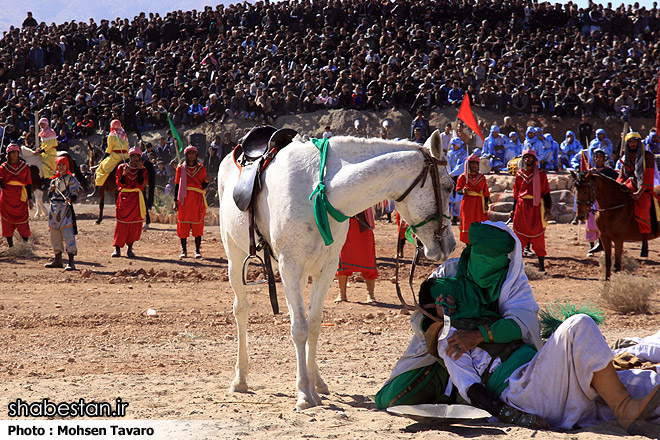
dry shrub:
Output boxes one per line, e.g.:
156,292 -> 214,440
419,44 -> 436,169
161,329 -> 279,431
600,273 -> 656,314
1,240 -> 34,258
524,263 -> 546,280
153,191 -> 175,215
598,252 -> 641,272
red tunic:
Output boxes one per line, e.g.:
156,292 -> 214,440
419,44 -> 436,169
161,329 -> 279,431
336,217 -> 378,280
0,160 -> 32,238
456,172 -> 490,243
113,164 -> 147,247
617,150 -> 660,234
175,163 -> 207,238
512,168 -> 550,256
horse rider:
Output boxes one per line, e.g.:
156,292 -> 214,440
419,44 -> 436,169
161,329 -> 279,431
585,148 -> 618,257
509,149 -> 552,272
45,156 -> 81,271
617,132 -> 660,258
37,117 -> 58,179
174,146 -> 209,259
0,142 -> 33,247
95,119 -> 130,188
112,147 -> 147,258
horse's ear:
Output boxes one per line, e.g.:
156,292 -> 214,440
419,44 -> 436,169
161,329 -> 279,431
426,130 -> 445,160
570,170 -> 577,181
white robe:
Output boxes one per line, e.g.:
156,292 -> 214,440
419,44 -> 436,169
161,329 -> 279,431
438,314 -> 660,430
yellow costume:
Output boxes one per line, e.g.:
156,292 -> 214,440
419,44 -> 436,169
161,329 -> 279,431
95,120 -> 130,187
38,118 -> 58,179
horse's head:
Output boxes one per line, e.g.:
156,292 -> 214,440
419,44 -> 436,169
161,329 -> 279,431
397,130 -> 456,261
571,169 -> 594,221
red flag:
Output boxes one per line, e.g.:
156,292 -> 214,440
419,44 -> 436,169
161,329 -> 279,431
580,150 -> 589,172
656,68 -> 660,131
457,93 -> 484,140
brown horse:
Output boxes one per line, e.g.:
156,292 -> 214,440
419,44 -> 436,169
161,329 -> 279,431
87,140 -> 155,225
573,170 -> 660,280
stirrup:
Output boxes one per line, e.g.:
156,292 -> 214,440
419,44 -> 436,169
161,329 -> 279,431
241,254 -> 268,286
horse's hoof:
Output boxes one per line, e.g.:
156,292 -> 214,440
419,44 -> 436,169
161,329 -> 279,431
229,379 -> 248,394
95,220 -> 102,225
295,394 -> 318,411
316,381 -> 330,395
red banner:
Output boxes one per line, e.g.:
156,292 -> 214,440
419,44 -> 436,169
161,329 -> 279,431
457,93 -> 484,141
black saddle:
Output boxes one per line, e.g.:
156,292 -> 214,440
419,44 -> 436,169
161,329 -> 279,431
231,126 -> 298,316
233,127 -> 298,211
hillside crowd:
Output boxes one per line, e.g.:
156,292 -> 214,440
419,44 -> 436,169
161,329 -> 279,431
0,0 -> 658,149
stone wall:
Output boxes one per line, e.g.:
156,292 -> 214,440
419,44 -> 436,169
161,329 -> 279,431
486,174 -> 576,224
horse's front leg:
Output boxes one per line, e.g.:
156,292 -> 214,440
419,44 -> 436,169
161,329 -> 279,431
602,237 -> 613,281
280,259 -> 316,410
306,267 -> 336,398
96,190 -> 105,224
226,239 -> 250,394
613,238 -> 624,274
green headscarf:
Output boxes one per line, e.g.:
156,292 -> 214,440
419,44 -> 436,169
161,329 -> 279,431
429,223 -> 515,325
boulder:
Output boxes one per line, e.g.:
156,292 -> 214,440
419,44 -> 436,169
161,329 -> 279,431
490,184 -> 503,193
490,192 -> 515,204
488,211 -> 510,222
491,201 -> 514,213
548,178 -> 558,191
550,190 -> 574,205
556,212 -> 575,224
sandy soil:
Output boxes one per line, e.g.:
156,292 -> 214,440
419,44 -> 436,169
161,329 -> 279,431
1,203 -> 660,439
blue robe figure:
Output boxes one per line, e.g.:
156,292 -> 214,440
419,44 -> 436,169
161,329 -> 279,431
588,129 -> 614,166
570,148 -> 592,169
507,131 -> 523,162
481,125 -> 511,173
540,133 -> 560,171
644,130 -> 659,154
559,130 -> 583,169
523,126 -> 543,155
447,137 -> 467,220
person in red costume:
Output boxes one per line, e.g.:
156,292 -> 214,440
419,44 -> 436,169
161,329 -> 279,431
617,132 -> 660,258
112,147 -> 147,258
456,154 -> 490,244
174,146 -> 208,259
509,149 -> 551,272
0,142 -> 33,247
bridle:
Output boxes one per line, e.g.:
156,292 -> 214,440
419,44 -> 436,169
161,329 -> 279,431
394,148 -> 451,322
575,171 -> 634,214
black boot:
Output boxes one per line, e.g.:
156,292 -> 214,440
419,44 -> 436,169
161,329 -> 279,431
523,244 -> 534,257
451,216 -> 458,226
588,239 -> 603,256
179,238 -> 188,259
6,237 -> 13,248
45,252 -> 64,268
65,253 -> 76,271
111,246 -> 121,258
21,236 -> 28,242
538,256 -> 545,273
468,383 -> 547,429
126,243 -> 136,258
641,239 -> 649,258
194,236 -> 202,259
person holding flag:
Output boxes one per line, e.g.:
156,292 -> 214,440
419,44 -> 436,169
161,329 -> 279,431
174,146 -> 208,259
509,149 -> 552,272
0,142 -> 33,247
37,118 -> 58,179
456,154 -> 490,244
95,119 -> 130,187
112,147 -> 147,258
447,137 -> 468,224
45,156 -> 81,270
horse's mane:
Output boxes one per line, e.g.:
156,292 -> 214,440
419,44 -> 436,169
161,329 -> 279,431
320,135 -> 426,156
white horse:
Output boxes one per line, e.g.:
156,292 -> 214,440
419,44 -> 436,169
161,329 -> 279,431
20,146 -> 47,218
217,130 -> 456,410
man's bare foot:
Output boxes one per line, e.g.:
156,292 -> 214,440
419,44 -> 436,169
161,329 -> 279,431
334,294 -> 347,303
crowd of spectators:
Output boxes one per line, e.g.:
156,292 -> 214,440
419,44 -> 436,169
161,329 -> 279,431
0,0 -> 659,148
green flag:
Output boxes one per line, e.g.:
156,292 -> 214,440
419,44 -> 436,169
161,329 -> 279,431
167,113 -> 183,162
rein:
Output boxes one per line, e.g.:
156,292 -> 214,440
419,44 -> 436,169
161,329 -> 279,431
394,148 -> 450,322
575,172 -> 634,214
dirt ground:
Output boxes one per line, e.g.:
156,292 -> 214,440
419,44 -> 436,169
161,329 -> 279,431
2,203 -> 660,439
